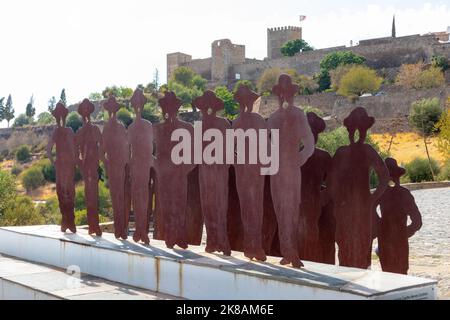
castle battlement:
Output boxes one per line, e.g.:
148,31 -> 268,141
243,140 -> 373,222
267,26 -> 302,33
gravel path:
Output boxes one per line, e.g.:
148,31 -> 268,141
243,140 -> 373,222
372,187 -> 450,299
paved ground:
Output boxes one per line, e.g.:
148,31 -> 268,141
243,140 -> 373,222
372,187 -> 450,300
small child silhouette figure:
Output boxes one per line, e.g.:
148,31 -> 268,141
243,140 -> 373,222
375,158 -> 422,275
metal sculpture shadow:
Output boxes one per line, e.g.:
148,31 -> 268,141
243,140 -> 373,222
193,90 -> 231,256
153,92 -> 195,249
375,158 -> 422,274
128,89 -> 153,244
328,107 -> 389,269
47,102 -> 77,233
298,112 -> 332,263
232,85 -> 267,261
75,99 -> 103,236
267,74 -> 315,268
102,96 -> 130,240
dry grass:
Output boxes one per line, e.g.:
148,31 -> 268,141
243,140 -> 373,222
371,132 -> 446,165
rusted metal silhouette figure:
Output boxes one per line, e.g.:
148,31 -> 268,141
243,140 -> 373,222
128,89 -> 153,244
227,166 -> 244,252
154,92 -> 195,249
262,177 -> 280,257
193,91 -> 231,256
318,201 -> 336,265
232,85 -> 267,261
102,97 -> 130,240
298,112 -> 332,262
75,99 -> 103,236
185,166 -> 204,245
47,103 -> 77,233
268,74 -> 315,268
328,107 -> 389,269
375,158 -> 422,274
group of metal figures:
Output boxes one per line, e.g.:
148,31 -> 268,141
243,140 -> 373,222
48,74 -> 422,275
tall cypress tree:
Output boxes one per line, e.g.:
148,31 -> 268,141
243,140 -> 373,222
3,95 -> 15,128
60,89 -> 67,106
26,95 -> 36,119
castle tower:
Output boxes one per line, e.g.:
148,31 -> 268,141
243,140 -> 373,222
267,26 -> 302,60
167,52 -> 192,81
211,39 -> 246,85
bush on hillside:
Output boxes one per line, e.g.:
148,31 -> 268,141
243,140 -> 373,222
404,157 -> 441,183
22,167 -> 45,191
0,196 -> 45,227
409,98 -> 442,136
15,145 -> 31,163
337,65 -> 383,98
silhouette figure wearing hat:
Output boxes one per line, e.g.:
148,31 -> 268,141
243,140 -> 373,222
375,158 -> 422,274
268,74 -> 315,268
328,107 -> 389,269
102,96 -> 131,240
127,89 -> 153,244
193,90 -> 232,256
47,102 -> 77,233
153,91 -> 195,249
232,85 -> 267,261
75,99 -> 103,236
298,112 -> 332,263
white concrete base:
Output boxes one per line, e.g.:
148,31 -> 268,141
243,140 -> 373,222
0,226 -> 438,300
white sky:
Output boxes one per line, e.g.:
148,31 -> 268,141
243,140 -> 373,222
0,0 -> 449,127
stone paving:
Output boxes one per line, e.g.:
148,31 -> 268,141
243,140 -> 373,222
372,187 -> 450,299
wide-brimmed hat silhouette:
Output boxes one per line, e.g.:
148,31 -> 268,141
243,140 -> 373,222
385,157 -> 406,180
234,85 -> 259,114
193,90 -> 224,116
78,99 -> 95,121
103,96 -> 121,117
159,91 -> 182,120
343,107 -> 375,133
272,74 -> 299,107
52,102 -> 69,126
130,88 -> 147,114
306,112 -> 326,142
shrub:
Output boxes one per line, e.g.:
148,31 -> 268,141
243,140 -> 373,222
415,66 -> 445,89
39,159 -> 56,183
303,106 -> 325,117
436,103 -> 450,159
36,112 -> 55,125
432,55 -> 450,72
66,112 -> 83,133
329,64 -> 354,91
233,80 -> 256,93
0,170 -> 16,215
257,68 -> 282,94
214,86 -> 238,119
117,108 -> 133,128
337,65 -> 383,98
12,114 -> 32,128
280,39 -> 313,56
15,145 -> 31,163
438,160 -> 450,181
396,63 -> 445,89
22,167 -> 45,191
75,181 -> 112,216
141,103 -> 160,123
11,165 -> 23,176
409,98 -> 442,136
37,197 -> 61,225
405,157 -> 441,183
0,196 -> 45,227
74,209 -> 109,226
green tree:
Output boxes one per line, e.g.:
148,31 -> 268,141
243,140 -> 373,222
89,92 -> 103,101
2,95 -> 15,127
281,39 -> 314,57
66,112 -> 83,133
0,170 -> 16,216
22,167 -> 45,191
318,51 -> 366,91
60,89 -> 67,105
25,95 -> 35,119
141,102 -> 160,123
15,145 -> 31,163
405,157 -> 441,183
409,98 -> 443,180
75,181 -> 111,217
214,86 -> 239,119
233,80 -> 255,93
48,96 -> 57,112
0,97 -> 4,122
0,196 -> 45,226
432,55 -> 450,72
168,67 -> 207,112
117,108 -> 133,128
36,112 -> 55,125
337,65 -> 383,98
12,114 -> 32,128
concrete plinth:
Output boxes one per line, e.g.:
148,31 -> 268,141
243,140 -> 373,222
0,226 -> 438,300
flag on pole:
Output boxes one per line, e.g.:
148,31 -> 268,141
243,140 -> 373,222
299,15 -> 307,22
